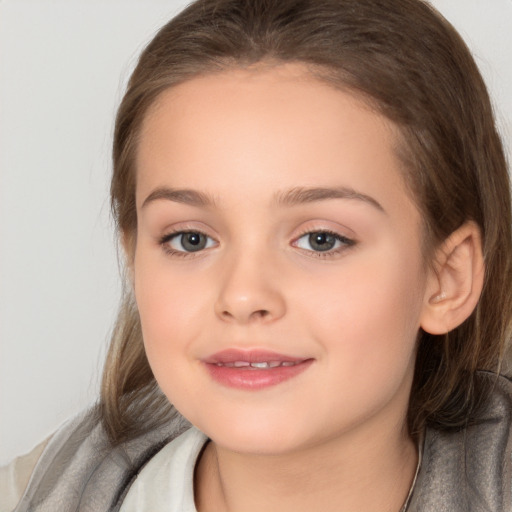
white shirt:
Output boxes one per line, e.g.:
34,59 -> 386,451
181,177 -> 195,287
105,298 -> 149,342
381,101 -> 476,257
120,427 -> 208,512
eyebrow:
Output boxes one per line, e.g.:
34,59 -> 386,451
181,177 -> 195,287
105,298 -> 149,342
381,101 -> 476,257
141,185 -> 385,213
274,186 -> 385,213
141,187 -> 216,209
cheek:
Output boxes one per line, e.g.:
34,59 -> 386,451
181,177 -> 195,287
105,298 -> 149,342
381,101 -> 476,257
133,255 -> 208,377
299,245 -> 426,376
134,271 -> 208,413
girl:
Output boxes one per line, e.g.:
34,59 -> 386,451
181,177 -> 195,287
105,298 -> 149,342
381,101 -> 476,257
4,0 -> 512,510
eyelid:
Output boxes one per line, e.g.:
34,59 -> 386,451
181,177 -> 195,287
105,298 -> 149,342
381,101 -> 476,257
164,231 -> 216,248
291,225 -> 356,258
157,221 -> 216,243
293,230 -> 354,248
159,224 -> 219,257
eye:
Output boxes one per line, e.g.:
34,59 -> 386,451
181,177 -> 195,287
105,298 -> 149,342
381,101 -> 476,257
294,231 -> 354,253
161,231 -> 216,253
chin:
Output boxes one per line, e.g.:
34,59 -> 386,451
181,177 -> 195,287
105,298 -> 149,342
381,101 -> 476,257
213,430 -> 303,456
190,409 -> 314,456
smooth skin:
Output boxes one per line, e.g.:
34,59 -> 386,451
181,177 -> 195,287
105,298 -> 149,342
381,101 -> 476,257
131,63 -> 484,512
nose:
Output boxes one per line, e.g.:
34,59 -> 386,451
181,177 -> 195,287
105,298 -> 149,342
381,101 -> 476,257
214,248 -> 286,324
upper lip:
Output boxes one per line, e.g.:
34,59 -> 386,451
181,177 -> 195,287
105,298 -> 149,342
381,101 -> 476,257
203,349 -> 308,364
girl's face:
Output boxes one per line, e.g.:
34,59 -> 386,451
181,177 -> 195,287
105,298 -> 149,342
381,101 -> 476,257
133,64 -> 431,455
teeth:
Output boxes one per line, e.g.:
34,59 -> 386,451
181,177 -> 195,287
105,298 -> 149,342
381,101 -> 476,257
250,362 -> 270,368
216,360 -> 299,369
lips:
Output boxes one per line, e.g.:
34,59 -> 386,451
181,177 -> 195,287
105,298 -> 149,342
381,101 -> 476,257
203,349 -> 313,390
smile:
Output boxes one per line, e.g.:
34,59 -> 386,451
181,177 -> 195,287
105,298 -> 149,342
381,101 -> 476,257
203,349 -> 313,390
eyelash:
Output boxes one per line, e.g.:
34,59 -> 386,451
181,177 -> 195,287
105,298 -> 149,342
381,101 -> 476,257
158,229 -> 355,258
159,230 -> 217,258
292,229 -> 355,259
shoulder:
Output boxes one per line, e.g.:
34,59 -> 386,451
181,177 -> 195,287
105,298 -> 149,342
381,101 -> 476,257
0,438 -> 50,512
409,372 -> 512,511
5,406 -> 191,512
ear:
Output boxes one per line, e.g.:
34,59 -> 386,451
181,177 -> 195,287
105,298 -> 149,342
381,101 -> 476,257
420,221 -> 485,335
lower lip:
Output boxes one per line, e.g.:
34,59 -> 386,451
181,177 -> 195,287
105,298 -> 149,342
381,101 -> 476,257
203,360 -> 314,390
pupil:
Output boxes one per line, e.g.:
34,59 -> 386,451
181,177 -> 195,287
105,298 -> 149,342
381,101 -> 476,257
182,232 -> 206,252
309,232 -> 335,252
187,233 -> 200,245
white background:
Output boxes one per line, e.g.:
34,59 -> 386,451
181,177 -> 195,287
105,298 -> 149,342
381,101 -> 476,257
1,0 -> 511,464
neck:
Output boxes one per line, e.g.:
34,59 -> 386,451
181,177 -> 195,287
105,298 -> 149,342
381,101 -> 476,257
195,418 -> 418,512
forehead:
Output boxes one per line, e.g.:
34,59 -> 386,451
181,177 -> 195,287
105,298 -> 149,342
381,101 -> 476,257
135,63 -> 414,217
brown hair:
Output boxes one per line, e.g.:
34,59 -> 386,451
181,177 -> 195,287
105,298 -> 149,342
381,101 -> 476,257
102,0 -> 512,444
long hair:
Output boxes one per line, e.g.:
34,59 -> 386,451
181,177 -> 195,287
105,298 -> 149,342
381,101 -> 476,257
102,0 -> 512,444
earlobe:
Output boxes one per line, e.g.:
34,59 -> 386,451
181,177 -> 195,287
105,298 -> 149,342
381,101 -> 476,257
420,221 -> 485,335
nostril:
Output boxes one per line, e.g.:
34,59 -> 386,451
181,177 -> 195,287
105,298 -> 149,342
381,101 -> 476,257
251,309 -> 271,320
220,308 -> 270,322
